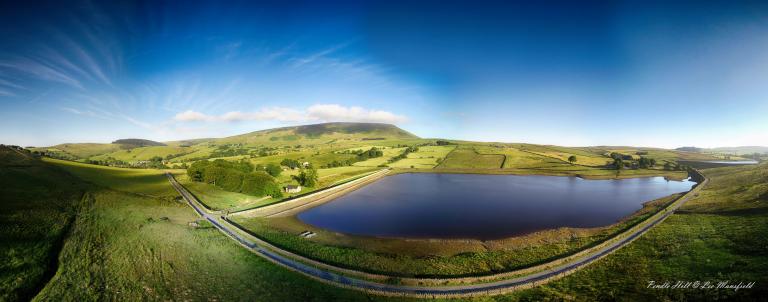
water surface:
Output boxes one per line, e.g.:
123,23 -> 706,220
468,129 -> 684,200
298,173 -> 696,240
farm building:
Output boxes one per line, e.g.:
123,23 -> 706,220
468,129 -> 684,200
284,185 -> 302,193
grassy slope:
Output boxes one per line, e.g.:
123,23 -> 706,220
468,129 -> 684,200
34,143 -> 124,159
0,148 -> 84,302
33,157 -> 377,301
42,159 -> 173,197
90,145 -> 191,161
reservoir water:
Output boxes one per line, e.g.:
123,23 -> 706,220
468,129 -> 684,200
297,173 -> 696,240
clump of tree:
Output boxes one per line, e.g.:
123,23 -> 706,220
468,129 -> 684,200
280,158 -> 302,169
638,157 -> 656,169
325,147 -> 384,168
388,146 -> 419,163
609,152 -> 632,161
324,159 -> 356,168
210,144 -> 249,158
662,161 -> 689,171
293,167 -> 319,187
435,140 -> 455,146
354,147 -> 384,160
187,159 -> 283,198
568,155 -> 577,164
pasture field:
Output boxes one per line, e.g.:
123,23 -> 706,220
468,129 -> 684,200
435,146 -> 504,169
42,158 -> 176,197
493,146 -> 572,169
90,146 -> 191,162
32,143 -> 123,159
353,147 -> 406,167
246,149 -> 359,168
317,166 -> 378,184
388,145 -> 455,169
512,145 -> 611,167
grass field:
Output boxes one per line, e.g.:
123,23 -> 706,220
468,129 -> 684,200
90,145 -> 191,162
388,145 -> 455,169
42,158 -> 175,197
0,147 -> 84,302
31,143 -> 123,159
432,146 -> 503,169
353,147 -> 406,167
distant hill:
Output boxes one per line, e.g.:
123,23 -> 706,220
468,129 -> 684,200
219,122 -> 418,144
709,146 -> 768,155
675,146 -> 768,155
675,146 -> 704,152
112,139 -> 166,147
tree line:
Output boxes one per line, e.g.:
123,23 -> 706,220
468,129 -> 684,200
388,146 -> 419,163
324,147 -> 384,168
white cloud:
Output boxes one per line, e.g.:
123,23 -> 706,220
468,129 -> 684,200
172,104 -> 407,124
174,110 -> 213,122
306,104 -> 407,123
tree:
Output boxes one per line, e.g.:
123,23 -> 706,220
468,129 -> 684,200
293,167 -> 319,187
265,163 -> 282,177
663,162 -> 673,171
638,156 -> 656,169
568,155 -> 577,164
241,171 -> 282,197
613,158 -> 624,170
280,158 -> 300,169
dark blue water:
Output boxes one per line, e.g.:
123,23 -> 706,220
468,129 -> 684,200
297,173 -> 696,240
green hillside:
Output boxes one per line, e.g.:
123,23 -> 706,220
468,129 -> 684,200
218,122 -> 419,145
0,146 -> 85,301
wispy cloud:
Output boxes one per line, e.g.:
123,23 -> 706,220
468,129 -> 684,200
0,89 -> 15,97
0,57 -> 85,90
59,106 -> 111,120
0,77 -> 28,91
173,104 -> 407,124
119,114 -> 153,129
290,43 -> 349,68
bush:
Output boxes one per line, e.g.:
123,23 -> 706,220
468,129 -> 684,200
265,163 -> 282,177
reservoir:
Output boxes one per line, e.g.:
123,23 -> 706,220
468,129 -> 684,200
297,173 -> 696,240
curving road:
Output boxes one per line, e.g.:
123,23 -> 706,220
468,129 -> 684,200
166,171 -> 708,298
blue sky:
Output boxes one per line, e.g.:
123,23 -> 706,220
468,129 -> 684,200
1,0 -> 767,148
